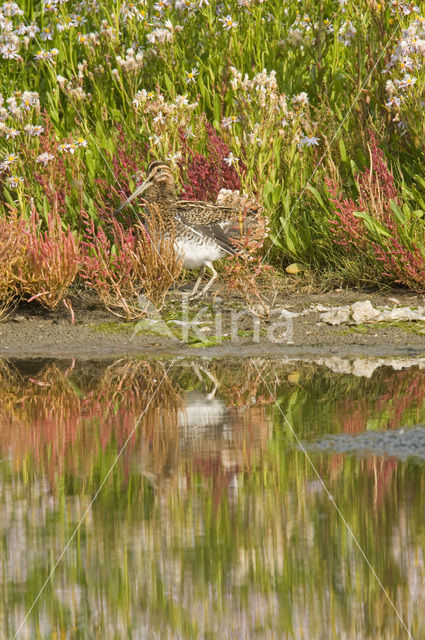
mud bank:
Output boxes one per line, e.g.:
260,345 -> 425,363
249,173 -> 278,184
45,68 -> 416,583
1,289 -> 425,360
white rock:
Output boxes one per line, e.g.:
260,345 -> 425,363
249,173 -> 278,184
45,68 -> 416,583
319,306 -> 351,325
311,304 -> 331,312
351,300 -> 382,324
382,306 -> 425,322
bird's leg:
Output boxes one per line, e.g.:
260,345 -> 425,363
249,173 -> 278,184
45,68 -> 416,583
175,267 -> 205,297
190,361 -> 220,398
189,267 -> 205,297
193,261 -> 217,299
184,267 -> 205,297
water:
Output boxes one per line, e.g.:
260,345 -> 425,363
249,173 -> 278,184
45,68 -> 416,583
1,357 -> 424,639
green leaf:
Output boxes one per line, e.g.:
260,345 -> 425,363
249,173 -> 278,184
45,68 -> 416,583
188,334 -> 224,348
109,107 -> 122,122
279,216 -> 298,254
306,184 -> 327,211
163,72 -> 173,95
352,210 -> 390,238
350,159 -> 359,176
263,180 -> 274,200
282,192 -> 292,217
389,199 -> 407,226
269,232 -> 284,249
3,189 -> 16,206
213,94 -> 221,125
198,73 -> 211,109
339,138 -> 347,162
85,150 -> 96,178
414,174 -> 425,191
272,184 -> 283,206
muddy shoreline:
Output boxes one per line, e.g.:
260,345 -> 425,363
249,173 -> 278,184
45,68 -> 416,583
1,289 -> 425,361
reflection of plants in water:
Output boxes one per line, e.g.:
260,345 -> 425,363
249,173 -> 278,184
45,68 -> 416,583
335,368 -> 425,435
269,364 -> 425,508
274,364 -> 425,438
1,358 -> 425,497
170,359 -> 279,407
0,359 -> 182,486
1,359 -> 424,638
327,367 -> 425,501
91,358 -> 182,440
0,358 -> 275,493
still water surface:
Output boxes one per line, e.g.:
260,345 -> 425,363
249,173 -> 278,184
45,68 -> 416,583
0,357 -> 424,639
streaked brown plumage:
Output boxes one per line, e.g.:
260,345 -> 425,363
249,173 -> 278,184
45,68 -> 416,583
115,160 -> 246,297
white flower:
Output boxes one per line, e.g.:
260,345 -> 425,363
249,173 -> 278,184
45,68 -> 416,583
34,48 -> 59,61
292,91 -> 309,105
21,92 -> 40,109
338,20 -> 356,45
148,134 -> 162,146
40,26 -> 54,40
386,96 -> 403,109
223,152 -> 239,167
166,151 -> 182,164
1,44 -> 21,60
2,2 -> 24,16
185,67 -> 198,84
174,94 -> 189,107
153,0 -> 170,12
218,14 -> 238,30
36,152 -> 55,165
6,175 -> 24,188
147,27 -> 173,43
175,0 -> 193,9
182,125 -> 195,138
71,14 -> 87,26
398,74 -> 417,89
57,16 -> 76,31
5,127 -> 20,139
133,89 -> 148,107
1,153 -> 19,167
43,0 -> 58,11
26,23 -> 40,37
153,111 -> 165,124
23,125 -> 44,136
14,22 -> 27,35
75,137 -> 87,147
298,135 -> 319,148
60,142 -> 78,154
221,115 -> 240,128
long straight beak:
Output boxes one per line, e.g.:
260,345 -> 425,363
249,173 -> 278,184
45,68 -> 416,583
114,178 -> 151,214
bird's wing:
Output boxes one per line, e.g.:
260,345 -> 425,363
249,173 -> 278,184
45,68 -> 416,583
173,201 -> 236,224
176,214 -> 238,256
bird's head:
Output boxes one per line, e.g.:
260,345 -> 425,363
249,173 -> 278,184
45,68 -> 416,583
114,160 -> 175,214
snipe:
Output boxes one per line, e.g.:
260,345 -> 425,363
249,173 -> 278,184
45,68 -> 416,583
115,161 -> 246,298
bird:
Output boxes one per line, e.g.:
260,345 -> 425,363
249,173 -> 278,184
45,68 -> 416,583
114,160 -> 247,298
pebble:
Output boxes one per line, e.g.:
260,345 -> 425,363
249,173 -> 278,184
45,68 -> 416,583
12,315 -> 25,323
305,425 -> 425,461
